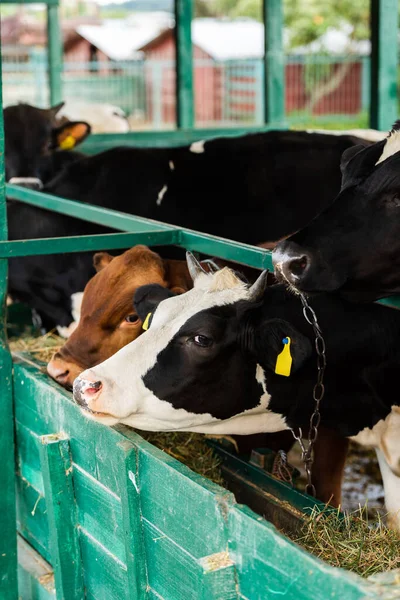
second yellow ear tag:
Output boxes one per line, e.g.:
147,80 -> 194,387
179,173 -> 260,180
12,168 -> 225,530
142,312 -> 152,331
59,135 -> 76,150
275,337 -> 292,377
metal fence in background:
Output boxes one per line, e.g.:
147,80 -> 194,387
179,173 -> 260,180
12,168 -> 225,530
1,49 -> 371,130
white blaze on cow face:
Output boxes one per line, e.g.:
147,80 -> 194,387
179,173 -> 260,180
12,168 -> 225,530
73,267 -> 288,434
189,140 -> 206,154
375,127 -> 400,165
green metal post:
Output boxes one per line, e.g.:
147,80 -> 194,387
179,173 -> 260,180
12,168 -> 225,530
0,52 -> 18,598
175,0 -> 194,128
47,4 -> 63,106
370,0 -> 398,130
263,0 -> 285,125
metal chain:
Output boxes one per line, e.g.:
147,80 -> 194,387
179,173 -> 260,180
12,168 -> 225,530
290,293 -> 327,497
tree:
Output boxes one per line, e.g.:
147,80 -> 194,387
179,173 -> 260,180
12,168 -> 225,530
210,0 -> 371,50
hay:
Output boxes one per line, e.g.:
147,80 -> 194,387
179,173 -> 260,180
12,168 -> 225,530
9,330 -> 64,363
292,505 -> 400,577
140,431 -> 224,486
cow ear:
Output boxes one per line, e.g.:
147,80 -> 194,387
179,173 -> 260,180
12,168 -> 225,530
244,318 -> 312,376
53,121 -> 91,150
340,140 -> 386,189
43,102 -> 65,123
93,252 -> 114,272
163,259 -> 193,293
134,284 -> 178,327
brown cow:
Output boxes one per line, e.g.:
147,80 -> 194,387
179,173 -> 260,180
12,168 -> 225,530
47,245 -> 194,389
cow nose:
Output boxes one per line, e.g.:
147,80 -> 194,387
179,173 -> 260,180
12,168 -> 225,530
47,354 -> 83,389
272,242 -> 311,286
47,355 -> 70,385
73,374 -> 103,409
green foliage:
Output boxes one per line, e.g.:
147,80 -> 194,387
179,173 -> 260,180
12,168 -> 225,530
209,0 -> 371,49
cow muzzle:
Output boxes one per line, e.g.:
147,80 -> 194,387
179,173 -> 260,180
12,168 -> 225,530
272,241 -> 312,287
47,353 -> 83,390
73,373 -> 103,412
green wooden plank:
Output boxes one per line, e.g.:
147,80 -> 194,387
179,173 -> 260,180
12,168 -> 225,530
228,505 -> 374,600
119,442 -> 148,600
47,5 -> 63,105
135,436 -> 235,560
39,435 -> 84,599
0,230 -> 178,258
16,474 -> 50,564
16,421 -> 44,494
78,529 -> 129,600
81,126 -> 285,154
369,0 -> 398,130
73,466 -> 125,563
175,0 -> 194,128
143,521 -> 237,600
263,0 -> 285,125
18,536 -> 56,600
0,43 -> 17,598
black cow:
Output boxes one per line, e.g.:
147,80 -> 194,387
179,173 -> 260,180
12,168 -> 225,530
4,102 -> 90,185
45,130 -> 371,245
72,257 -> 400,529
272,124 -> 400,301
8,130 -> 371,330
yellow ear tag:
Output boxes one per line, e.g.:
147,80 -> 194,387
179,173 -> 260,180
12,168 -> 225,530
142,312 -> 152,331
59,135 -> 76,150
275,337 -> 292,377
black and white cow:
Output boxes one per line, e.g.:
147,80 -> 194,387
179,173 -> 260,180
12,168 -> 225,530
7,129 -> 375,331
272,122 -> 400,301
73,256 -> 400,529
4,102 -> 90,186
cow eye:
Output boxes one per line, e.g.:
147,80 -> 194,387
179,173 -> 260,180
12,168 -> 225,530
193,335 -> 213,348
125,314 -> 139,323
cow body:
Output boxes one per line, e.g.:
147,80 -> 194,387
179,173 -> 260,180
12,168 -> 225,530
9,129 -> 370,329
272,124 -> 400,300
45,130 -> 369,245
73,263 -> 400,528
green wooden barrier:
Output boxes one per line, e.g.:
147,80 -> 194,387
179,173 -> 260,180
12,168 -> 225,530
12,355 -> 392,600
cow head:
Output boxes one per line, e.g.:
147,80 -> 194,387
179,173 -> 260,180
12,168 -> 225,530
47,245 -> 191,389
272,126 -> 400,300
72,255 -> 311,433
4,102 -> 90,184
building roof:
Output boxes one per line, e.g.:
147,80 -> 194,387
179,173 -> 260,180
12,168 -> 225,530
191,18 -> 264,60
76,12 -> 174,60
